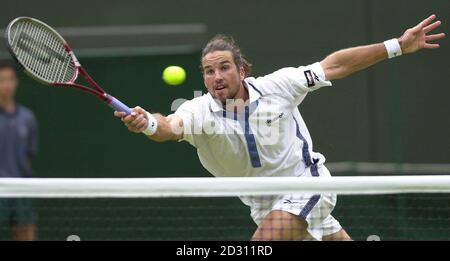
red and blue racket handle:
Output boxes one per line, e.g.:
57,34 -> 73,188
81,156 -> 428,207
107,95 -> 132,115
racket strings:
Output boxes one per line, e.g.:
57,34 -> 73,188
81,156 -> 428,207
9,20 -> 76,84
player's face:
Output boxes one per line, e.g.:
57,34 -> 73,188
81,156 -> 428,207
202,50 -> 245,104
0,68 -> 18,100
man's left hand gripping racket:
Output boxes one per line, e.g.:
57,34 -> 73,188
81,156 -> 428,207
5,17 -> 134,115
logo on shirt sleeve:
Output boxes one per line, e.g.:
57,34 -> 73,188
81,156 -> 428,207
304,70 -> 320,87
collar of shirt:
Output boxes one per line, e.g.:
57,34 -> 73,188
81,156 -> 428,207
207,79 -> 261,113
0,103 -> 19,117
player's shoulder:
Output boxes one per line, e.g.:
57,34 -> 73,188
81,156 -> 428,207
249,63 -> 328,94
17,104 -> 36,120
256,66 -> 304,83
175,93 -> 210,113
186,93 -> 210,107
246,67 -> 300,95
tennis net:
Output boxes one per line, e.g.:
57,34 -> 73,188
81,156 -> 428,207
0,175 -> 449,240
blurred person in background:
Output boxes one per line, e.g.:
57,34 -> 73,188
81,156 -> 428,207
0,61 -> 38,241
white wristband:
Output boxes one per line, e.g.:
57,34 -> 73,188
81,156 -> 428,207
384,38 -> 402,59
142,112 -> 158,136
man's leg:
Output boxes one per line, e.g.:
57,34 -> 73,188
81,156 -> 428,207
322,229 -> 352,241
251,210 -> 310,241
12,224 -> 36,241
323,229 -> 353,241
11,199 -> 37,241
320,215 -> 352,241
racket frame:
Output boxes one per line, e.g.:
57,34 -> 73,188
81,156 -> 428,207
5,17 -> 131,113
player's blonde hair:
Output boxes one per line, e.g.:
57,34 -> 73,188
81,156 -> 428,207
201,34 -> 252,77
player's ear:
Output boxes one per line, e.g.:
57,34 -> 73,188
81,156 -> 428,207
239,66 -> 245,81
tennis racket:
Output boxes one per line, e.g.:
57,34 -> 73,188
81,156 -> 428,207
5,17 -> 132,114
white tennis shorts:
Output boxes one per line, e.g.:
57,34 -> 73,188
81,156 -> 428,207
243,164 -> 342,241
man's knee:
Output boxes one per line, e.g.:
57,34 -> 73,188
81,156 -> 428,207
252,210 -> 309,241
322,229 -> 352,241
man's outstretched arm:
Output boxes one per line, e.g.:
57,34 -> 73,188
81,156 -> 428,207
114,108 -> 183,142
320,14 -> 445,81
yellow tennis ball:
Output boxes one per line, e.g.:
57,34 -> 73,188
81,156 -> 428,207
162,66 -> 186,85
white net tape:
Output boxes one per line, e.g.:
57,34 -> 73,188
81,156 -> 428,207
1,175 -> 449,198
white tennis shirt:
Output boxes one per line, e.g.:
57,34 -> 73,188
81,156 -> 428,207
174,62 -> 332,178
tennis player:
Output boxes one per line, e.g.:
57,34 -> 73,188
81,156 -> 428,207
114,15 -> 444,241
